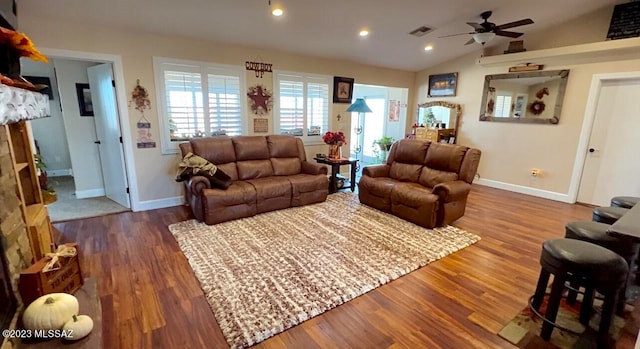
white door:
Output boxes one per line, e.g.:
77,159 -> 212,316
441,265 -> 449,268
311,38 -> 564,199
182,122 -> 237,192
87,64 -> 130,208
577,78 -> 640,206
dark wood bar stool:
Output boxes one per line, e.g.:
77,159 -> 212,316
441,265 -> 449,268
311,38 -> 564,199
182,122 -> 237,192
530,239 -> 628,348
593,206 -> 629,225
565,221 -> 637,313
611,196 -> 640,209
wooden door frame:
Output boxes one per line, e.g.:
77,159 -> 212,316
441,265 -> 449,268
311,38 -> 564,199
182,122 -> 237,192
568,71 -> 640,203
41,48 -> 139,211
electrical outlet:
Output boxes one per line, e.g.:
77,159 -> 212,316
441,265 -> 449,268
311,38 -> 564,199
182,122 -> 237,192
530,168 -> 541,178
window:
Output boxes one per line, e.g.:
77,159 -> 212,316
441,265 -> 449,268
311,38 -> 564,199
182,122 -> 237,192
494,91 -> 513,118
154,57 -> 245,154
275,72 -> 329,143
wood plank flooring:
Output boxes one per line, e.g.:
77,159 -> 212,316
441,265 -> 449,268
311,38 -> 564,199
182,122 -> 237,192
53,185 -> 640,348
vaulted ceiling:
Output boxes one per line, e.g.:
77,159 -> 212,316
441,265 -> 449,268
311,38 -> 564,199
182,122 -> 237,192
20,0 -> 621,72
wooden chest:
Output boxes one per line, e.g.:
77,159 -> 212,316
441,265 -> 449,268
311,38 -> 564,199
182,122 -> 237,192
18,243 -> 84,305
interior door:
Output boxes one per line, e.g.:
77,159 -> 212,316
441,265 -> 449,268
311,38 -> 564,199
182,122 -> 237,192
87,64 -> 130,208
577,78 -> 640,206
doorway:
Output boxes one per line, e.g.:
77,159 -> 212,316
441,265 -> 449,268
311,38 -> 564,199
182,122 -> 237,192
575,75 -> 640,206
23,57 -> 131,221
349,84 -> 408,166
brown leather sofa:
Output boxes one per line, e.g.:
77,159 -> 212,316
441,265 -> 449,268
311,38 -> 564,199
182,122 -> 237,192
358,140 -> 481,228
179,135 -> 328,225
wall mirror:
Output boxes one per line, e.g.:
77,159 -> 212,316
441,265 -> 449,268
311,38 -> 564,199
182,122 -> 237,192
417,101 -> 461,134
479,69 -> 570,124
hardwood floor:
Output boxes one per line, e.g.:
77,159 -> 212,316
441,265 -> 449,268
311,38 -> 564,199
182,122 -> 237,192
53,185 -> 639,348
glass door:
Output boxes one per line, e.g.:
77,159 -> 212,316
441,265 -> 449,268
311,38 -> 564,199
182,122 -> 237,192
350,97 -> 386,165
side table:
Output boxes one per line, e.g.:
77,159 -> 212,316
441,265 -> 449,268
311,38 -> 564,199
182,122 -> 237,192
313,157 -> 358,194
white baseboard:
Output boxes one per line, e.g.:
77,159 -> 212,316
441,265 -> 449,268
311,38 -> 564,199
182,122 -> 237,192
475,178 -> 574,203
47,169 -> 72,177
135,196 -> 185,212
75,188 -> 106,199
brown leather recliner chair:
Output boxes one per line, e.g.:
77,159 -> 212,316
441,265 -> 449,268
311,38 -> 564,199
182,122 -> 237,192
358,139 -> 481,228
179,135 -> 328,225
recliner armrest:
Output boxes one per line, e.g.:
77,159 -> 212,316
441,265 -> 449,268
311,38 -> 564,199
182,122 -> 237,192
187,175 -> 211,196
433,180 -> 471,202
301,161 -> 328,175
362,164 -> 390,178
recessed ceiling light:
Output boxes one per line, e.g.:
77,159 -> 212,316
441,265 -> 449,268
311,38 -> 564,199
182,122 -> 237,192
272,8 -> 283,16
424,45 -> 433,51
359,30 -> 369,37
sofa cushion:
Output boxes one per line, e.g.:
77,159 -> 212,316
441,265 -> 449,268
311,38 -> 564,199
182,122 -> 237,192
216,162 -> 239,181
271,158 -> 301,176
246,177 -> 292,213
233,136 -> 270,161
202,181 -> 256,207
389,162 -> 422,182
358,176 -> 400,212
392,140 -> 430,165
390,183 -> 439,228
424,143 -> 467,172
419,167 -> 459,188
268,135 -> 300,158
191,137 -> 236,164
237,160 -> 273,180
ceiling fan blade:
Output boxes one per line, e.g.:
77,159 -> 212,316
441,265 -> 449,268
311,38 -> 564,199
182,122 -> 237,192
495,30 -> 523,38
496,18 -> 534,30
438,32 -> 474,38
464,38 -> 476,45
466,22 -> 484,30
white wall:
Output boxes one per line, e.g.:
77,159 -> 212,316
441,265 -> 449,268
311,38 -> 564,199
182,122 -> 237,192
53,58 -> 105,197
20,60 -> 72,175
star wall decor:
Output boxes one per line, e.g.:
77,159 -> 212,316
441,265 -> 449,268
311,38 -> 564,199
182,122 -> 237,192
247,84 -> 273,115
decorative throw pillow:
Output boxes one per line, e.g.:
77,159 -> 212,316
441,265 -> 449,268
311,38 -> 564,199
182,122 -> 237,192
176,152 -> 232,189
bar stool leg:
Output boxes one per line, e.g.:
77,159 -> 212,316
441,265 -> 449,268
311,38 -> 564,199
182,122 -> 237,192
532,269 -> 550,310
566,280 -> 579,305
541,274 -> 565,340
598,289 -> 618,349
579,286 -> 595,325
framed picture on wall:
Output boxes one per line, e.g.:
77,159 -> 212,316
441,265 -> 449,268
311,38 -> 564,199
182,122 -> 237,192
333,76 -> 354,103
24,76 -> 54,100
75,83 -> 94,117
427,72 -> 458,97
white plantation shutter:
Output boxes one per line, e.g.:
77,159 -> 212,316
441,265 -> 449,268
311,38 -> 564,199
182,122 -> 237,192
495,92 -> 512,117
278,79 -> 304,135
164,69 -> 204,140
275,72 -> 329,142
154,58 -> 245,153
307,79 -> 329,136
208,73 -> 242,136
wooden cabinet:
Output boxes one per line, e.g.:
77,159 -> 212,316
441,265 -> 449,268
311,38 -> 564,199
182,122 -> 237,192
4,120 -> 54,261
415,127 -> 454,143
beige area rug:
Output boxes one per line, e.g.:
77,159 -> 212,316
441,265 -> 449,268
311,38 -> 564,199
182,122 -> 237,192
168,193 -> 480,349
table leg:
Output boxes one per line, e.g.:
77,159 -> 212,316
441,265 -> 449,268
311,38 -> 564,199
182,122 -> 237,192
350,161 -> 357,192
330,164 -> 339,194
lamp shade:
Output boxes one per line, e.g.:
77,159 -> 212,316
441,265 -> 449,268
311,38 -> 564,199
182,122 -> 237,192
473,32 -> 495,44
346,98 -> 372,113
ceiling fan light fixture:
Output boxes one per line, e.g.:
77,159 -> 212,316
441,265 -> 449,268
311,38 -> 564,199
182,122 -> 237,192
473,32 -> 495,44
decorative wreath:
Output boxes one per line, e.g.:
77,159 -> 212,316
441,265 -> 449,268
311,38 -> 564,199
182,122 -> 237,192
130,79 -> 151,113
246,84 -> 273,115
529,100 -> 546,115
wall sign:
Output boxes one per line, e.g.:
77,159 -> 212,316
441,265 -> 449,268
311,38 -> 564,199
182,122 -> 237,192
607,2 -> 640,40
245,60 -> 273,78
253,118 -> 268,133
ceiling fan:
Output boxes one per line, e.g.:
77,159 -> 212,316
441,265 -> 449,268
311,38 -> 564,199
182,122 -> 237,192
440,11 -> 534,45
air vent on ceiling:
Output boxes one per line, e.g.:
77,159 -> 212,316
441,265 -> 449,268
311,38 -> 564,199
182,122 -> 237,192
409,26 -> 434,37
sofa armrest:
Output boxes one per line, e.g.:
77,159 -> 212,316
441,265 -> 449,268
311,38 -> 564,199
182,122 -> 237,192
301,161 -> 328,175
433,180 -> 471,202
187,175 -> 211,196
362,164 -> 390,178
